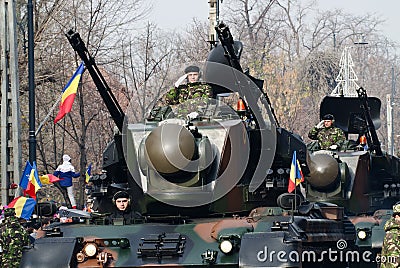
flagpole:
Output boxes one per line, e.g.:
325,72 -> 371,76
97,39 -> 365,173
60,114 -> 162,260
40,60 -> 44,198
28,0 -> 36,164
294,175 -> 297,213
291,193 -> 295,223
35,93 -> 62,136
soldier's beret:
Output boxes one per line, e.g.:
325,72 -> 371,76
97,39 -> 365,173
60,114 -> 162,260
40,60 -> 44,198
322,114 -> 334,120
184,65 -> 200,74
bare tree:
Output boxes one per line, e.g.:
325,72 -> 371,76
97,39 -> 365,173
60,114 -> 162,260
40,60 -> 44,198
217,0 -> 399,145
16,0 -> 151,207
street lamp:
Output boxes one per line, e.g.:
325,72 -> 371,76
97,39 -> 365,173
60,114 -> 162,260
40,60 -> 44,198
28,0 -> 36,164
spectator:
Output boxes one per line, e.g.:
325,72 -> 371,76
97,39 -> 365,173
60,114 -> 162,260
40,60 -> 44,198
53,154 -> 80,209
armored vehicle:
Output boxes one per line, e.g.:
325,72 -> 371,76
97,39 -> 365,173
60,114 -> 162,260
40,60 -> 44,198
306,88 -> 400,261
21,22 -> 399,268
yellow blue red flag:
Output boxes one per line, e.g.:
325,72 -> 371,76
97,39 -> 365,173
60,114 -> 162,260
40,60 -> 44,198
288,151 -> 304,193
39,174 -> 61,185
85,163 -> 92,183
19,161 -> 42,199
54,62 -> 85,123
8,196 -> 37,219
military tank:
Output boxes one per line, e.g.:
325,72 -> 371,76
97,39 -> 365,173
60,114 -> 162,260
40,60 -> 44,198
22,22 -> 398,268
305,88 -> 400,264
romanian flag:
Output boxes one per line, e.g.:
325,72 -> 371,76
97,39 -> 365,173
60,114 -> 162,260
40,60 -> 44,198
40,174 -> 61,185
54,62 -> 85,123
19,161 -> 42,199
8,196 -> 37,219
288,151 -> 304,193
85,163 -> 92,183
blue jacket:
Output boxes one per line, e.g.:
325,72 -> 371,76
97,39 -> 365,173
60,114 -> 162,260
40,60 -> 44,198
53,161 -> 80,187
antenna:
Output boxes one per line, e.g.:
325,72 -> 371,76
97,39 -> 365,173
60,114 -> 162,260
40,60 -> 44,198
331,47 -> 359,97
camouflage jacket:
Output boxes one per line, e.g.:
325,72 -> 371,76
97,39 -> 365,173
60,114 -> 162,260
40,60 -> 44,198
380,217 -> 400,268
0,215 -> 29,267
308,126 -> 346,150
165,82 -> 212,105
163,82 -> 213,118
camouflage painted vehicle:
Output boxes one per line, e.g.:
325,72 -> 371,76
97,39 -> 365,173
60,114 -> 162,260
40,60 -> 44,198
306,89 -> 400,265
21,22 -> 399,267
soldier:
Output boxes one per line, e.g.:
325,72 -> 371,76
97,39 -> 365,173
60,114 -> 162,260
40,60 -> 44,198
0,208 -> 29,267
107,191 -> 142,225
165,65 -> 213,109
148,65 -> 213,121
380,203 -> 400,268
308,114 -> 346,150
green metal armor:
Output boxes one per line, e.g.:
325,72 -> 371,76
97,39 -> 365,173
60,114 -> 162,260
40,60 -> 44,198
0,208 -> 29,267
308,125 -> 346,150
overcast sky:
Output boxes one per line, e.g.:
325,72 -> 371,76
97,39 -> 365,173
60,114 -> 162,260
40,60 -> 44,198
148,0 -> 400,44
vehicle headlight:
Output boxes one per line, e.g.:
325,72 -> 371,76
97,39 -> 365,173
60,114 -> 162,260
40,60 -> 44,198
219,240 -> 233,254
83,243 -> 98,257
357,230 -> 367,240
277,168 -> 285,175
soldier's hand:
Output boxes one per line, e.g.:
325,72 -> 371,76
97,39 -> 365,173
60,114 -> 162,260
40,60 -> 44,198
316,120 -> 325,129
174,74 -> 188,87
329,144 -> 338,150
187,111 -> 199,121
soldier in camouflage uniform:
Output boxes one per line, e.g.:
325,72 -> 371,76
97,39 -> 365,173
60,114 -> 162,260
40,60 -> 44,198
380,203 -> 400,268
165,65 -> 213,118
308,114 -> 346,150
0,208 -> 30,267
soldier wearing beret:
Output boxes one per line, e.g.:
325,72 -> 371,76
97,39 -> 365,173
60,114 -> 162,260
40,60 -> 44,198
380,203 -> 400,268
148,65 -> 214,121
164,65 -> 213,117
0,208 -> 29,267
308,114 -> 346,150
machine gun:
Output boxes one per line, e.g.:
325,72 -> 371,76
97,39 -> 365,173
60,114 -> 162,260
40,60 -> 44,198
66,30 -> 125,131
215,22 -> 243,72
65,30 -> 138,212
212,22 -> 280,127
